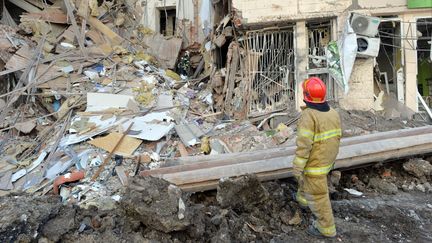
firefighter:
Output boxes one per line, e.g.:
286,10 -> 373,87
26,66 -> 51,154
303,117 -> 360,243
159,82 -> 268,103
293,77 -> 341,238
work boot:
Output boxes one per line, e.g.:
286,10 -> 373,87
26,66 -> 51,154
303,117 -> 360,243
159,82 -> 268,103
307,224 -> 336,238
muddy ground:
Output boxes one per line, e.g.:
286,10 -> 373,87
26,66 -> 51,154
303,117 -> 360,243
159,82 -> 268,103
0,158 -> 431,243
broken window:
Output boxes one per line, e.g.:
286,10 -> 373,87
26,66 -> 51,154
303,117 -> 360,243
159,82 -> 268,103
307,20 -> 331,69
245,28 -> 296,117
417,18 -> 432,107
307,20 -> 336,101
159,8 -> 176,36
376,19 -> 403,102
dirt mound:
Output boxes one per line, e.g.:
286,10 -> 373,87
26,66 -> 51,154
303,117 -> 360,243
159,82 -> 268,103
121,177 -> 193,233
0,194 -> 62,243
1,162 -> 431,242
403,158 -> 432,179
216,174 -> 269,211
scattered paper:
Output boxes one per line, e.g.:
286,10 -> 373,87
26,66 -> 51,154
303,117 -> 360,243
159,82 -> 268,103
344,188 -> 363,196
61,65 -> 74,74
86,92 -> 139,112
156,93 -> 174,110
60,116 -> 125,147
122,112 -> 175,141
88,132 -> 142,157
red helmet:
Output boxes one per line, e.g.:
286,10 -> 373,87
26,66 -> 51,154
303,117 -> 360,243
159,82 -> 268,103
302,77 -> 326,103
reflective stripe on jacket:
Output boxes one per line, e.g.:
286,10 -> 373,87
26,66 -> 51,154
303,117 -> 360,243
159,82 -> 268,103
293,107 -> 341,177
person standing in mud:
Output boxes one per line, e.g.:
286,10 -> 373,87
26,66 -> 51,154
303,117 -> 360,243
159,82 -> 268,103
292,77 -> 341,238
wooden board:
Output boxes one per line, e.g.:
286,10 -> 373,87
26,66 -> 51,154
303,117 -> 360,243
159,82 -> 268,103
163,126 -> 432,167
141,33 -> 182,69
142,129 -> 432,192
21,9 -> 68,24
86,30 -> 106,45
88,17 -> 124,45
88,132 -> 142,157
8,0 -> 41,13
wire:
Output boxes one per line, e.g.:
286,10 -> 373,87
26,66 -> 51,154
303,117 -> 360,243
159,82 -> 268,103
379,33 -> 432,41
385,20 -> 432,25
380,42 -> 431,52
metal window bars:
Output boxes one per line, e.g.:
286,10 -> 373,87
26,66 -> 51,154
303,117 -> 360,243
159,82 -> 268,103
244,28 -> 296,117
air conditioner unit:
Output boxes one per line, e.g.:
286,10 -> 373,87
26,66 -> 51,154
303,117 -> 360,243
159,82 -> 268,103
356,36 -> 380,58
350,13 -> 381,37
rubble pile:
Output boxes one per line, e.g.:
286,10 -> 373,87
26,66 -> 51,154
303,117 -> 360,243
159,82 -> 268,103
0,0 -> 429,204
0,0 -> 284,203
338,158 -> 432,196
0,163 -> 431,242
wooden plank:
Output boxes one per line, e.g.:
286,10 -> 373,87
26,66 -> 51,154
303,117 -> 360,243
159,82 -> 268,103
91,122 -> 134,181
15,45 -> 34,59
115,166 -> 129,186
141,33 -> 182,69
77,0 -> 89,19
223,42 -> 240,114
21,10 -> 68,24
160,155 -> 295,185
8,0 -> 42,13
144,132 -> 432,191
179,141 -> 432,192
162,126 -> 432,167
86,30 -> 105,45
87,17 -> 124,45
179,169 -> 293,192
58,26 -> 76,43
24,0 -> 46,9
36,75 -> 77,89
173,142 -> 432,192
177,143 -> 189,157
63,0 -> 87,57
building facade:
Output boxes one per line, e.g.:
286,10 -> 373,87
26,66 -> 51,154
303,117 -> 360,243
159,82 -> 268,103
140,0 -> 432,115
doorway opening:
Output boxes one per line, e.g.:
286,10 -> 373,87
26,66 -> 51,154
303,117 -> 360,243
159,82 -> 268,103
376,19 -> 404,102
159,8 -> 176,36
417,18 -> 432,107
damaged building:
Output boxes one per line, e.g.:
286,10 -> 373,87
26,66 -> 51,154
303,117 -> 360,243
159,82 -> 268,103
140,0 -> 432,118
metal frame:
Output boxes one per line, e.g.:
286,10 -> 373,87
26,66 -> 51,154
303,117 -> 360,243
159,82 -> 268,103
244,28 -> 296,117
306,19 -> 336,101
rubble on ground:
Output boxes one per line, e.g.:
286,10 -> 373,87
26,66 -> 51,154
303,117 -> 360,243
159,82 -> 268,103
0,159 -> 430,242
121,177 -> 193,233
403,158 -> 432,179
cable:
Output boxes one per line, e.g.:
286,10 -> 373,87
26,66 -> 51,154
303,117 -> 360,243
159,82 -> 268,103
380,42 -> 431,52
379,32 -> 432,41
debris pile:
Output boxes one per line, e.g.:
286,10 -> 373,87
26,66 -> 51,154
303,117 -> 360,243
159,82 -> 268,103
0,0 -> 282,202
1,164 -> 431,242
338,158 -> 432,195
